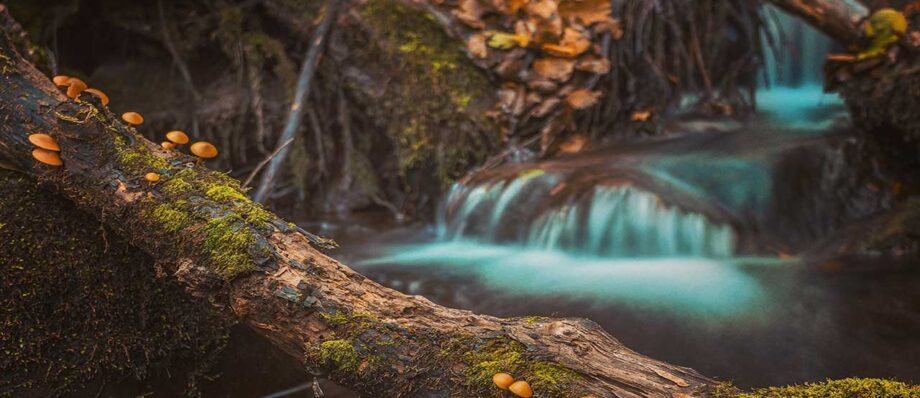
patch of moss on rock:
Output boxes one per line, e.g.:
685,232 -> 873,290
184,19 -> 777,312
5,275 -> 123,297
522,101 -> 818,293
112,135 -> 170,175
350,0 -> 498,185
529,362 -> 581,396
707,378 -> 920,398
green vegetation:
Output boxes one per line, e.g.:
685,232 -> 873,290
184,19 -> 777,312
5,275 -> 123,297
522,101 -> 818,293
150,203 -> 189,233
317,339 -> 361,372
529,362 -> 581,395
708,378 -> 920,398
201,216 -> 257,277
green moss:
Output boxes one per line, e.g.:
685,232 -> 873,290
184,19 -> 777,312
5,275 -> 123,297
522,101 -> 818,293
150,204 -> 189,233
204,183 -> 273,228
162,177 -> 193,196
317,339 -> 360,372
201,216 -> 256,277
353,0 -> 498,184
112,135 -> 169,174
741,378 -> 920,398
205,184 -> 248,202
529,362 -> 580,396
463,337 -> 524,387
320,310 -> 379,336
521,316 -> 549,326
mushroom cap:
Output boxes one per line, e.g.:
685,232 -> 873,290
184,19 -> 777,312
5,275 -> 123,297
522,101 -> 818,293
52,75 -> 71,87
492,373 -> 515,390
122,112 -> 144,125
66,78 -> 87,99
161,141 -> 176,150
190,141 -> 218,159
145,172 -> 161,182
28,133 -> 60,151
83,88 -> 110,106
166,130 -> 190,144
508,381 -> 533,398
32,148 -> 63,166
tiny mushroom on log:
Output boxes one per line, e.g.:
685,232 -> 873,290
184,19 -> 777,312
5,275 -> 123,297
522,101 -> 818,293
145,172 -> 161,182
52,75 -> 70,86
508,380 -> 533,398
122,112 -> 144,126
165,130 -> 189,145
161,141 -> 176,150
65,78 -> 87,99
31,148 -> 63,166
83,88 -> 109,106
190,141 -> 218,161
493,373 -> 515,390
28,133 -> 60,151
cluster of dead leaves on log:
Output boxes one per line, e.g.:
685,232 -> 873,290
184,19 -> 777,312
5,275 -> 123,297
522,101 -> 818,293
442,0 -> 622,150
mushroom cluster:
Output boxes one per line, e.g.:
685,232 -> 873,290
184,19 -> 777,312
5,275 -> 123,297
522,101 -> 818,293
52,75 -> 110,105
28,133 -> 63,166
158,129 -> 218,164
492,373 -> 533,397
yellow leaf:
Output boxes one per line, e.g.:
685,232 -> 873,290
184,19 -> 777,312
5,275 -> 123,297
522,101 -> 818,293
488,32 -> 529,49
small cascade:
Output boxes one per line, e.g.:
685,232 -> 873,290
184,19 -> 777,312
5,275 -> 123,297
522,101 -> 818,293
438,171 -> 735,258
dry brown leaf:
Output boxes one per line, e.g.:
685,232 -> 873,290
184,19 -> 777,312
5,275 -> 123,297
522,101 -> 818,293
575,56 -> 610,74
497,86 -> 518,112
541,27 -> 590,57
532,57 -> 575,81
525,0 -> 557,20
506,0 -> 528,14
558,0 -> 611,25
531,97 -> 561,118
467,33 -> 488,58
558,134 -> 587,153
525,91 -> 543,107
595,18 -> 624,39
454,0 -> 485,29
526,78 -> 558,93
565,89 -> 601,109
631,110 -> 651,121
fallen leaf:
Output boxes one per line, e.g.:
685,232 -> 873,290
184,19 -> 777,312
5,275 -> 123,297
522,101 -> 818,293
531,96 -> 561,118
526,78 -> 558,93
575,56 -> 610,74
532,57 -> 575,81
525,91 -> 543,107
558,0 -> 611,25
541,27 -> 591,57
506,0 -> 528,14
565,89 -> 601,109
525,0 -> 557,20
631,110 -> 651,121
454,0 -> 485,29
559,134 -> 587,153
595,18 -> 623,39
467,33 -> 488,58
488,31 -> 529,49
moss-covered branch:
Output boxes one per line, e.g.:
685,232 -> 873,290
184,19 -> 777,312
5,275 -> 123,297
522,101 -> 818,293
0,6 -> 715,397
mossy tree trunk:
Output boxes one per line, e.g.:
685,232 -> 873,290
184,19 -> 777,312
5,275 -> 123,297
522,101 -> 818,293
0,6 -> 714,397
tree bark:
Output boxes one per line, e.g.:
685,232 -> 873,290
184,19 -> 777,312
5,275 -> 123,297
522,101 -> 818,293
766,0 -> 869,44
0,6 -> 712,397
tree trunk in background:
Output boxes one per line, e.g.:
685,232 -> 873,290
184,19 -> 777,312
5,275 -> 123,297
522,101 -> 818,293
0,7 -> 714,397
766,0 -> 868,44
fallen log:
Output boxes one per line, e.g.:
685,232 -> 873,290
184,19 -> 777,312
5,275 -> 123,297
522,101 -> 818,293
0,5 -> 712,397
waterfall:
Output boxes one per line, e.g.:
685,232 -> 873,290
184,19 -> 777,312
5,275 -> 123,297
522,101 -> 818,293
438,172 -> 735,258
761,5 -> 836,88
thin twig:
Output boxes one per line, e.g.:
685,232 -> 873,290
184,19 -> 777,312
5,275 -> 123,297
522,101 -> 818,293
242,137 -> 294,189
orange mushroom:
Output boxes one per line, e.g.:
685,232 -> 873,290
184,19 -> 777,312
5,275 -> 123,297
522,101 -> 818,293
508,381 -> 533,398
145,172 -> 161,182
83,88 -> 110,106
28,133 -> 60,151
32,148 -> 63,166
52,75 -> 71,87
190,141 -> 218,160
66,78 -> 87,99
492,373 -> 515,390
122,112 -> 144,126
161,141 -> 176,150
166,130 -> 189,145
